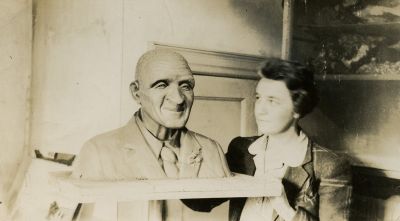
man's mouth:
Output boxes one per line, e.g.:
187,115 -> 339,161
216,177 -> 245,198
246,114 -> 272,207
163,105 -> 185,113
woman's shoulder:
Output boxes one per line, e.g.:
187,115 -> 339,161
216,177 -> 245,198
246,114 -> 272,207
310,141 -> 352,182
229,136 -> 259,147
227,136 -> 260,153
231,136 -> 260,143
311,142 -> 348,163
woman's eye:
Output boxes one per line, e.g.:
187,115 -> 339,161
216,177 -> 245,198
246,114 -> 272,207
269,99 -> 279,105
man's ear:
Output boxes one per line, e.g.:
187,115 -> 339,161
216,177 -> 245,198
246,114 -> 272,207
293,112 -> 300,119
130,81 -> 141,104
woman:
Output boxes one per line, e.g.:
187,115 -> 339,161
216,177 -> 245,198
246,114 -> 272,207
226,58 -> 352,221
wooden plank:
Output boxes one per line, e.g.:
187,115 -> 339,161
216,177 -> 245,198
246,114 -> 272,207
298,23 -> 400,37
315,74 -> 400,81
151,42 -> 265,80
49,172 -> 283,203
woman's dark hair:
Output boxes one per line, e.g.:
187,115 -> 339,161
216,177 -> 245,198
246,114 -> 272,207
257,58 -> 319,118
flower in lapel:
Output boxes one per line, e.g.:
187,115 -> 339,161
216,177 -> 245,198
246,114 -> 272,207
186,148 -> 202,166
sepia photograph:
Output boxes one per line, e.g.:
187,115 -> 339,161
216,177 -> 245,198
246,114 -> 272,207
1,0 -> 399,220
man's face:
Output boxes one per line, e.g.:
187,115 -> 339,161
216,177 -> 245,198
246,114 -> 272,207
254,78 -> 296,135
136,59 -> 195,129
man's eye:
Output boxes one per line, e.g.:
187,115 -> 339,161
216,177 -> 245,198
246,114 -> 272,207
180,83 -> 193,91
155,82 -> 168,89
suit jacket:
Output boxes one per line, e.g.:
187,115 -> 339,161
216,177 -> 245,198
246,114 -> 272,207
71,115 -> 231,221
226,136 -> 352,221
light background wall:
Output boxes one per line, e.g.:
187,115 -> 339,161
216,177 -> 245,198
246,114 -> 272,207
0,0 -> 32,214
31,0 -> 124,155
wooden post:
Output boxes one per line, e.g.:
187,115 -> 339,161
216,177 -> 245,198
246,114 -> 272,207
282,0 -> 294,60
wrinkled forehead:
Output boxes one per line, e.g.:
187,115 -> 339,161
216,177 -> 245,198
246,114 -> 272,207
141,60 -> 193,85
136,51 -> 193,84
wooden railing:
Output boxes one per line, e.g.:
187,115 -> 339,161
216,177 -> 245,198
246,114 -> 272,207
11,158 -> 282,221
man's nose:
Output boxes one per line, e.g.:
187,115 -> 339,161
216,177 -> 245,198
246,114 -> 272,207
167,85 -> 184,104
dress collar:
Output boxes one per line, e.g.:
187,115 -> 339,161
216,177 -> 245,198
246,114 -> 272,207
248,131 -> 308,168
248,134 -> 268,156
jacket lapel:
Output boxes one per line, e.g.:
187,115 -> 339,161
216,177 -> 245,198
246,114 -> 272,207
283,139 -> 313,191
269,142 -> 313,221
120,116 -> 167,179
178,129 -> 202,178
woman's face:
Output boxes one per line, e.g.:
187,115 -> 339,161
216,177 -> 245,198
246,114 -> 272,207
254,78 -> 297,135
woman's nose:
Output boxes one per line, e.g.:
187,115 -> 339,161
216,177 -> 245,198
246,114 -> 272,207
255,100 -> 270,114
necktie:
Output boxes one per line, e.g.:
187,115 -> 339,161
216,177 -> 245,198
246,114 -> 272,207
160,143 -> 183,221
160,143 -> 179,178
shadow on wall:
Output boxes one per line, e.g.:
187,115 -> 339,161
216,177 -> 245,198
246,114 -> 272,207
228,0 -> 283,56
299,80 -> 400,157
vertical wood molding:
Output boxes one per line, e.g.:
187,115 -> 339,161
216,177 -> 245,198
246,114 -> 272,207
282,0 -> 294,60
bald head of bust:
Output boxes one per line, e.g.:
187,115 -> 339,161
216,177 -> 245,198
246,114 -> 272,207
130,49 -> 195,137
135,49 -> 192,83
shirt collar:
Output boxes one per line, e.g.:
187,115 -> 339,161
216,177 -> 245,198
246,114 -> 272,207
135,111 -> 182,159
